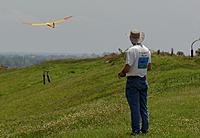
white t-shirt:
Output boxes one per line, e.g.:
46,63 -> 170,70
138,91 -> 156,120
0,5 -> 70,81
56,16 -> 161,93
125,44 -> 151,77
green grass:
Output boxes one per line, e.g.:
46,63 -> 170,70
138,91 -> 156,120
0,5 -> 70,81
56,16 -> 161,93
0,55 -> 200,137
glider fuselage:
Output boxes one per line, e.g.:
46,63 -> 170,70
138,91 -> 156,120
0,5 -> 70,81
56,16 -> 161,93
47,22 -> 56,28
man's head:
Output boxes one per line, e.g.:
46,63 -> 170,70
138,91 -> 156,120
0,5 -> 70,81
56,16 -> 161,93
129,30 -> 145,45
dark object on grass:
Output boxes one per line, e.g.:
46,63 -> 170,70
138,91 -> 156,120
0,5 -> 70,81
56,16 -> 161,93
43,71 -> 51,85
43,73 -> 46,85
69,71 -> 75,73
46,72 -> 51,83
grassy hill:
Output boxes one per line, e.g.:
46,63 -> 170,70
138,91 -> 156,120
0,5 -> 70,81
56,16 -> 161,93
0,55 -> 200,138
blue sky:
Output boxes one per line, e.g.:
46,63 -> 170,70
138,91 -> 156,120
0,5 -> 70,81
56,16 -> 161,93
1,0 -> 200,55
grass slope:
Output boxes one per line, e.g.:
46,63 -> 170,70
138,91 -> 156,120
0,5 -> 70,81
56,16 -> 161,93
0,55 -> 200,138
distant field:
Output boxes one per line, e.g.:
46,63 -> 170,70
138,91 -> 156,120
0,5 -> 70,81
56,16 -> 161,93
0,55 -> 200,137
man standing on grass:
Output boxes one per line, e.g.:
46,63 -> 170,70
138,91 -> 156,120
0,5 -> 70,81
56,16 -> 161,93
118,30 -> 151,136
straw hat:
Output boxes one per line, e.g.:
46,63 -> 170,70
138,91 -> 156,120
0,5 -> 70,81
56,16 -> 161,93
129,30 -> 145,44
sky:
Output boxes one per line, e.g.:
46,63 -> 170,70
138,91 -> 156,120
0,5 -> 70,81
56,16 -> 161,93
1,0 -> 200,55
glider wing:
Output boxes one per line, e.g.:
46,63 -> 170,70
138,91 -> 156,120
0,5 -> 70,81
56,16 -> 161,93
31,22 -> 48,26
53,16 -> 73,23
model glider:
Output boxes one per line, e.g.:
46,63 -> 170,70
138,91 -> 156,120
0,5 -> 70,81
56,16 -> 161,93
25,16 -> 73,28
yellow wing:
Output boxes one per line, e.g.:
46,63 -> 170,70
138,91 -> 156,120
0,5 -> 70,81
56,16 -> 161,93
23,22 -> 48,26
31,22 -> 48,26
53,16 -> 73,23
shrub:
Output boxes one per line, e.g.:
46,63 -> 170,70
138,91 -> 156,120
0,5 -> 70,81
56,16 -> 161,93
176,51 -> 185,56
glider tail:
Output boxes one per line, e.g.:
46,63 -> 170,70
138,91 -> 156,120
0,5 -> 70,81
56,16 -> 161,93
64,16 -> 73,20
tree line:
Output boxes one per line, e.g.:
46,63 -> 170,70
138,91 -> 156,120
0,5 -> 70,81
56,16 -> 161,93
0,53 -> 99,68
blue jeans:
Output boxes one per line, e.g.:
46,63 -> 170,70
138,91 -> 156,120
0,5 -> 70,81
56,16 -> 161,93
126,76 -> 149,133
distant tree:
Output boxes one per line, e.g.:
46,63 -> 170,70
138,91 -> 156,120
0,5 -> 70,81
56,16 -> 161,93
160,51 -> 170,56
171,48 -> 174,56
157,49 -> 160,55
195,48 -> 200,56
176,51 -> 185,56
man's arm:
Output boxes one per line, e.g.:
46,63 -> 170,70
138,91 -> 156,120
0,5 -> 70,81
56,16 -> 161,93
118,64 -> 131,78
147,63 -> 152,71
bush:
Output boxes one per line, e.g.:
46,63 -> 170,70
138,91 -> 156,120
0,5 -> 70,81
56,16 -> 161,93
195,48 -> 200,56
176,51 -> 185,56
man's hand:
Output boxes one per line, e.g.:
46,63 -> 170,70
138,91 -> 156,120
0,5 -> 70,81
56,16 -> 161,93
118,64 -> 131,79
118,71 -> 126,78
